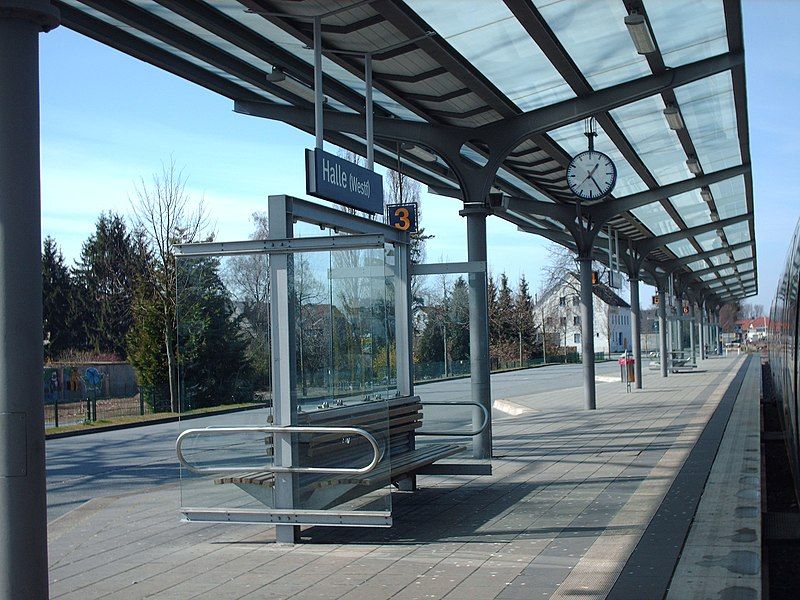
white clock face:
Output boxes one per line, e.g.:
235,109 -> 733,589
566,151 -> 617,200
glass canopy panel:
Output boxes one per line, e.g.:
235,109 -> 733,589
723,222 -> 751,245
674,72 -> 741,173
407,0 -> 574,110
643,0 -> 728,68
670,189 -> 712,227
497,168 -> 555,202
709,175 -> 747,219
695,231 -> 723,252
741,260 -> 754,271
667,239 -> 696,258
732,247 -> 753,261
533,0 -> 651,89
687,260 -> 707,271
548,121 -> 647,196
631,202 -> 679,236
610,95 -> 692,186
61,0 -> 290,105
710,254 -> 729,267
718,268 -> 734,277
700,274 -> 716,282
709,282 -> 723,288
213,2 -> 425,121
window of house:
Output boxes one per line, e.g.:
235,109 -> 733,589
560,317 -> 566,327
574,333 -> 581,344
573,316 -> 580,326
572,295 -> 579,306
619,332 -> 623,345
559,296 -> 566,306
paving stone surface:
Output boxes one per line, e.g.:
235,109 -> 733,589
48,355 -> 756,599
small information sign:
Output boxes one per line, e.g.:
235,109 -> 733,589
386,203 -> 418,233
305,148 -> 383,214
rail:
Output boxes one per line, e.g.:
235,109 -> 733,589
176,425 -> 382,475
415,401 -> 490,437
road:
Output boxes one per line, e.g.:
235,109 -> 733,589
45,361 -> 622,521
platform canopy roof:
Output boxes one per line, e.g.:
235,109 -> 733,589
56,0 -> 756,305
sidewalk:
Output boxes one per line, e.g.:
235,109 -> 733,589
48,355 -> 751,599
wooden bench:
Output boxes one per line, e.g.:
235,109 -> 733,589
214,395 -> 465,508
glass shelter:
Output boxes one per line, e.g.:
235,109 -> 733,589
174,196 -> 488,536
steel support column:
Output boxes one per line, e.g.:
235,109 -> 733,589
267,195 -> 300,544
690,304 -> 697,365
0,2 -> 58,596
699,302 -> 706,360
460,205 -> 492,459
578,256 -> 596,409
629,276 -> 643,389
658,290 -> 668,377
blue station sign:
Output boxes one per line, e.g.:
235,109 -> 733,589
305,148 -> 384,214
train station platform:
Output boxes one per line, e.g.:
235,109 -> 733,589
47,355 -> 760,600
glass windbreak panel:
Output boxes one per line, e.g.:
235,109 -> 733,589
644,0 -> 728,68
177,254 -> 277,516
407,0 -> 575,110
674,72 -> 741,173
610,95 -> 691,186
549,120 -> 648,197
177,245 -> 393,522
411,272 -> 485,461
536,0 -> 650,89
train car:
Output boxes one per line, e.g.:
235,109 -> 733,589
769,216 -> 800,491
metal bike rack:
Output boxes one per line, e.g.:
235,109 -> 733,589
176,425 -> 382,475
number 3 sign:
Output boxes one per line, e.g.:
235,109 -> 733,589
386,203 -> 418,233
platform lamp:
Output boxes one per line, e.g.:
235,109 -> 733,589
686,155 -> 702,174
663,104 -> 685,130
625,12 -> 656,54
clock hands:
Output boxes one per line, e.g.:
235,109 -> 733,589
579,162 -> 600,187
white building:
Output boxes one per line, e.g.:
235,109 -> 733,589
534,273 -> 632,356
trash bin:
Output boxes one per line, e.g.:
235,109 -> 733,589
618,355 -> 636,383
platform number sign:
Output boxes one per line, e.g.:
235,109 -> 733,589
387,203 -> 418,233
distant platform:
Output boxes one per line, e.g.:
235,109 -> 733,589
48,355 -> 758,599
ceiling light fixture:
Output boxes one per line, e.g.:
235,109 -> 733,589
265,67 -> 286,82
624,13 -> 656,54
663,105 -> 685,130
686,155 -> 702,174
700,186 -> 713,203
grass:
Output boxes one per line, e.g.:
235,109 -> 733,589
45,402 -> 266,435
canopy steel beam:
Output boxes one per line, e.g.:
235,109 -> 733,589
688,259 -> 753,279
635,213 -> 750,256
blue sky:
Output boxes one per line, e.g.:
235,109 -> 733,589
38,2 -> 796,311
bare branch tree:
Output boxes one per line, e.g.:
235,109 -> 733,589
129,158 -> 211,412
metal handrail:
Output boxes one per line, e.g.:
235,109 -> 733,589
416,401 -> 490,437
176,426 -> 381,475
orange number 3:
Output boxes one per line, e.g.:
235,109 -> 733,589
393,207 -> 411,231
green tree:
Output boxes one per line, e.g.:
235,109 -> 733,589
42,236 -> 76,359
448,277 -> 470,361
176,258 -> 250,409
514,275 -> 536,363
73,212 -> 146,358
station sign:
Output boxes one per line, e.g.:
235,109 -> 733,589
305,148 -> 383,214
386,202 -> 418,233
